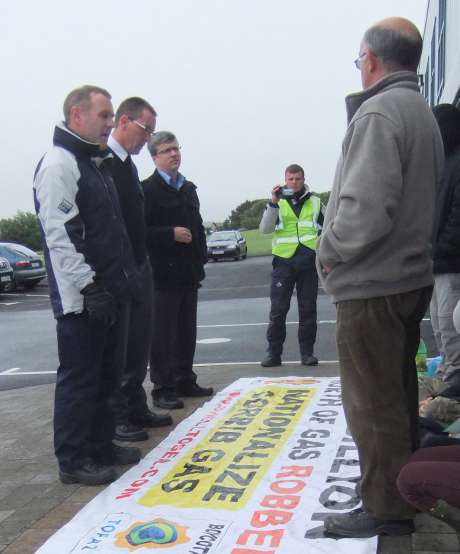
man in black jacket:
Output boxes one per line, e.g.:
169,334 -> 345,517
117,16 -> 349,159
34,85 -> 142,485
142,131 -> 213,409
108,98 -> 172,441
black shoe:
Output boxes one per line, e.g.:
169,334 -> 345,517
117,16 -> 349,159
130,410 -> 173,428
324,508 -> 415,538
114,423 -> 148,442
59,462 -> 117,486
260,356 -> 281,367
95,444 -> 141,466
301,355 -> 318,366
177,383 -> 214,398
153,389 -> 184,410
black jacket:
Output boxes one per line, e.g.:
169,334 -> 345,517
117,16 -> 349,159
142,170 -> 207,288
433,146 -> 460,274
110,154 -> 146,267
33,123 -> 141,317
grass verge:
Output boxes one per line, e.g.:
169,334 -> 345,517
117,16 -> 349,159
242,229 -> 272,257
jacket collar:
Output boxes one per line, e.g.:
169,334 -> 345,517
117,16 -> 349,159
345,71 -> 420,123
53,122 -> 113,166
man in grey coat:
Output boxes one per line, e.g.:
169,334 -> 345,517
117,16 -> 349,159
317,17 -> 444,538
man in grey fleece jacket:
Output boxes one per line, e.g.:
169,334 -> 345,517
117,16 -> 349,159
318,18 -> 444,538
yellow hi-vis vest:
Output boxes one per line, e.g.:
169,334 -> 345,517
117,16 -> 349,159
272,195 -> 321,258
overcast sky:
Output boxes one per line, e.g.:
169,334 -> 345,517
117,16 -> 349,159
0,0 -> 427,223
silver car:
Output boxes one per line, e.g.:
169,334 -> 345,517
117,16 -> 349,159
0,242 -> 46,290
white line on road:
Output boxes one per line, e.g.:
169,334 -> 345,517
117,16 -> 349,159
1,293 -> 48,297
198,317 -> 431,328
0,367 -> 20,374
0,302 -> 21,306
193,360 -> 339,367
202,285 -> 268,292
0,370 -> 56,376
0,360 -> 340,377
197,320 -> 334,328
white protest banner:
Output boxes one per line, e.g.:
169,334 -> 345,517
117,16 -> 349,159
36,377 -> 377,554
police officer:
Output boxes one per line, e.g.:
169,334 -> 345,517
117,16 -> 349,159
259,164 -> 324,367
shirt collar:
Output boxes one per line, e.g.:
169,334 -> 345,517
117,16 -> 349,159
158,169 -> 185,189
108,134 -> 129,162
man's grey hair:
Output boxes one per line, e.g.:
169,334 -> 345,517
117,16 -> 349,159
364,25 -> 422,72
63,85 -> 111,124
148,131 -> 177,156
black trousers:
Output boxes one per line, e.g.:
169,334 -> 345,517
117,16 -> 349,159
110,261 -> 153,423
54,312 -> 120,472
336,286 -> 432,519
150,286 -> 198,390
266,260 -> 318,357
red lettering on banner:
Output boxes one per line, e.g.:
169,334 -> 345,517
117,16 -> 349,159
277,465 -> 313,478
237,529 -> 284,548
233,465 -> 313,551
115,390 -> 241,500
231,548 -> 275,554
270,479 -> 304,494
261,495 -> 300,509
251,510 -> 293,527
141,469 -> 158,479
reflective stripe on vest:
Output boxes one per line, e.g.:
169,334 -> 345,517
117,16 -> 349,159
272,195 -> 321,258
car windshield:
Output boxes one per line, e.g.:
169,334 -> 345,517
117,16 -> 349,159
209,232 -> 237,241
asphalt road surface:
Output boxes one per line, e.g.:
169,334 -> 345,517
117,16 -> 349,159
0,256 -> 435,391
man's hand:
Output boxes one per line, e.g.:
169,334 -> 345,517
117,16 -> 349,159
81,282 -> 117,326
271,185 -> 282,205
174,226 -> 192,243
419,397 -> 433,417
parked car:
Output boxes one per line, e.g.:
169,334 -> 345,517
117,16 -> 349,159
0,257 -> 14,292
0,242 -> 46,290
207,230 -> 247,261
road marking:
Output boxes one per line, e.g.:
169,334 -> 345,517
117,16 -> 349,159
1,293 -> 48,297
0,361 -> 340,377
0,370 -> 56,376
197,338 -> 232,344
0,302 -> 21,306
193,360 -> 340,367
0,367 -> 20,374
198,317 -> 431,328
202,285 -> 268,292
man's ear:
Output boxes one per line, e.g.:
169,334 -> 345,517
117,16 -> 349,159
368,50 -> 380,73
119,113 -> 130,128
69,105 -> 81,126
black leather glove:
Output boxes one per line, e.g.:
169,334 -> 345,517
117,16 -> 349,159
80,281 -> 117,326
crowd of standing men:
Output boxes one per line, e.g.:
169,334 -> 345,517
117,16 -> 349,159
32,11 -> 460,542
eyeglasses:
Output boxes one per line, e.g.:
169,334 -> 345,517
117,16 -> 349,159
155,146 -> 181,156
129,118 -> 155,136
354,52 -> 367,69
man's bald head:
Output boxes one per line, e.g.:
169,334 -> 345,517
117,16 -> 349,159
363,17 -> 422,73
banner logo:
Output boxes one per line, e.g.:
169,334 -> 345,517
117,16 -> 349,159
114,519 -> 189,550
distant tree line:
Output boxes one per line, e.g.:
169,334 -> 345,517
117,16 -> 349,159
222,191 -> 331,230
0,211 -> 42,250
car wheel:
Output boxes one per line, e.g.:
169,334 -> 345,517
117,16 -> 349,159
8,279 -> 17,292
23,280 -> 41,290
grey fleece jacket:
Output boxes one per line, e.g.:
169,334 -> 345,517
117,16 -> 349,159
317,71 -> 444,303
